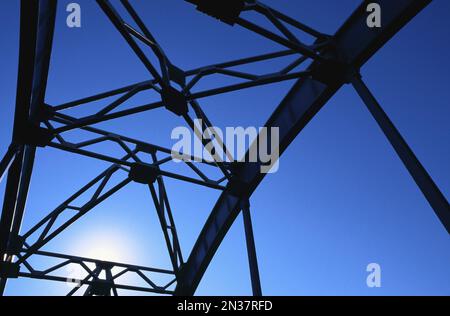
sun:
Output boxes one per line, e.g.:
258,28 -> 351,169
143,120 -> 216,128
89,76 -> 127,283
73,228 -> 135,263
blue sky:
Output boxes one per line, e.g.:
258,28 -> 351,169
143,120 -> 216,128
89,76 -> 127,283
0,0 -> 449,295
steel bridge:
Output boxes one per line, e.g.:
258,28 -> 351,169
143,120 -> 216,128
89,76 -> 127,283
0,0 -> 448,296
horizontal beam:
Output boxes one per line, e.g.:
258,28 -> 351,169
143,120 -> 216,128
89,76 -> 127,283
185,49 -> 296,76
18,272 -> 174,295
52,71 -> 309,134
236,18 -> 321,60
53,50 -> 296,112
24,249 -> 175,275
47,142 -> 226,190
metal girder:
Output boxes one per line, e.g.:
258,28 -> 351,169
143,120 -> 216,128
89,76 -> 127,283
242,201 -> 262,297
175,0 -> 433,295
0,145 -> 18,184
0,0 -> 56,294
17,249 -> 176,296
351,75 -> 450,234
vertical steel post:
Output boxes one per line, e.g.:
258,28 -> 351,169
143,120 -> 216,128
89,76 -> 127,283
351,75 -> 450,234
0,0 -> 57,296
241,200 -> 262,296
105,267 -> 118,296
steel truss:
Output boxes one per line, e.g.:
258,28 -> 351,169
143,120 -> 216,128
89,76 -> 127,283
0,0 -> 447,296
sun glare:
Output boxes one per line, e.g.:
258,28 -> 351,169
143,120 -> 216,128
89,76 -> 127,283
73,228 -> 135,263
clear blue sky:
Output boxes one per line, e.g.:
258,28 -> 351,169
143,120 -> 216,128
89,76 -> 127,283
0,0 -> 449,296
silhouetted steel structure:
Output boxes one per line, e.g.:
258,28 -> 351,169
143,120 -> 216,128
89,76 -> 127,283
0,0 -> 447,296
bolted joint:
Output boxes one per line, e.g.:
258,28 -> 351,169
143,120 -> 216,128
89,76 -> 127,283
239,198 -> 250,211
38,104 -> 56,121
310,36 -> 357,86
16,123 -> 54,148
0,262 -> 20,279
162,86 -> 189,117
226,162 -> 251,197
90,280 -> 113,296
187,0 -> 245,26
226,175 -> 250,198
128,163 -> 159,185
9,235 -> 25,256
310,59 -> 350,86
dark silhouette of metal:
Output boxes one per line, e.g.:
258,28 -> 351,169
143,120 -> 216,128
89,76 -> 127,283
351,76 -> 450,231
0,0 -> 447,296
242,200 -> 262,297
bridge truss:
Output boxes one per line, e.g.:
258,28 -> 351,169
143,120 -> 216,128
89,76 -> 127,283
0,0 -> 447,296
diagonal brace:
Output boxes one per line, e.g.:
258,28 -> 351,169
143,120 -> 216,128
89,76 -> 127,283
351,74 -> 450,234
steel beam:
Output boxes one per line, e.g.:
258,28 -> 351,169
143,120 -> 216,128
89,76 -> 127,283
0,145 -> 18,184
0,0 -> 56,295
351,75 -> 450,234
242,201 -> 262,296
19,271 -> 174,295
